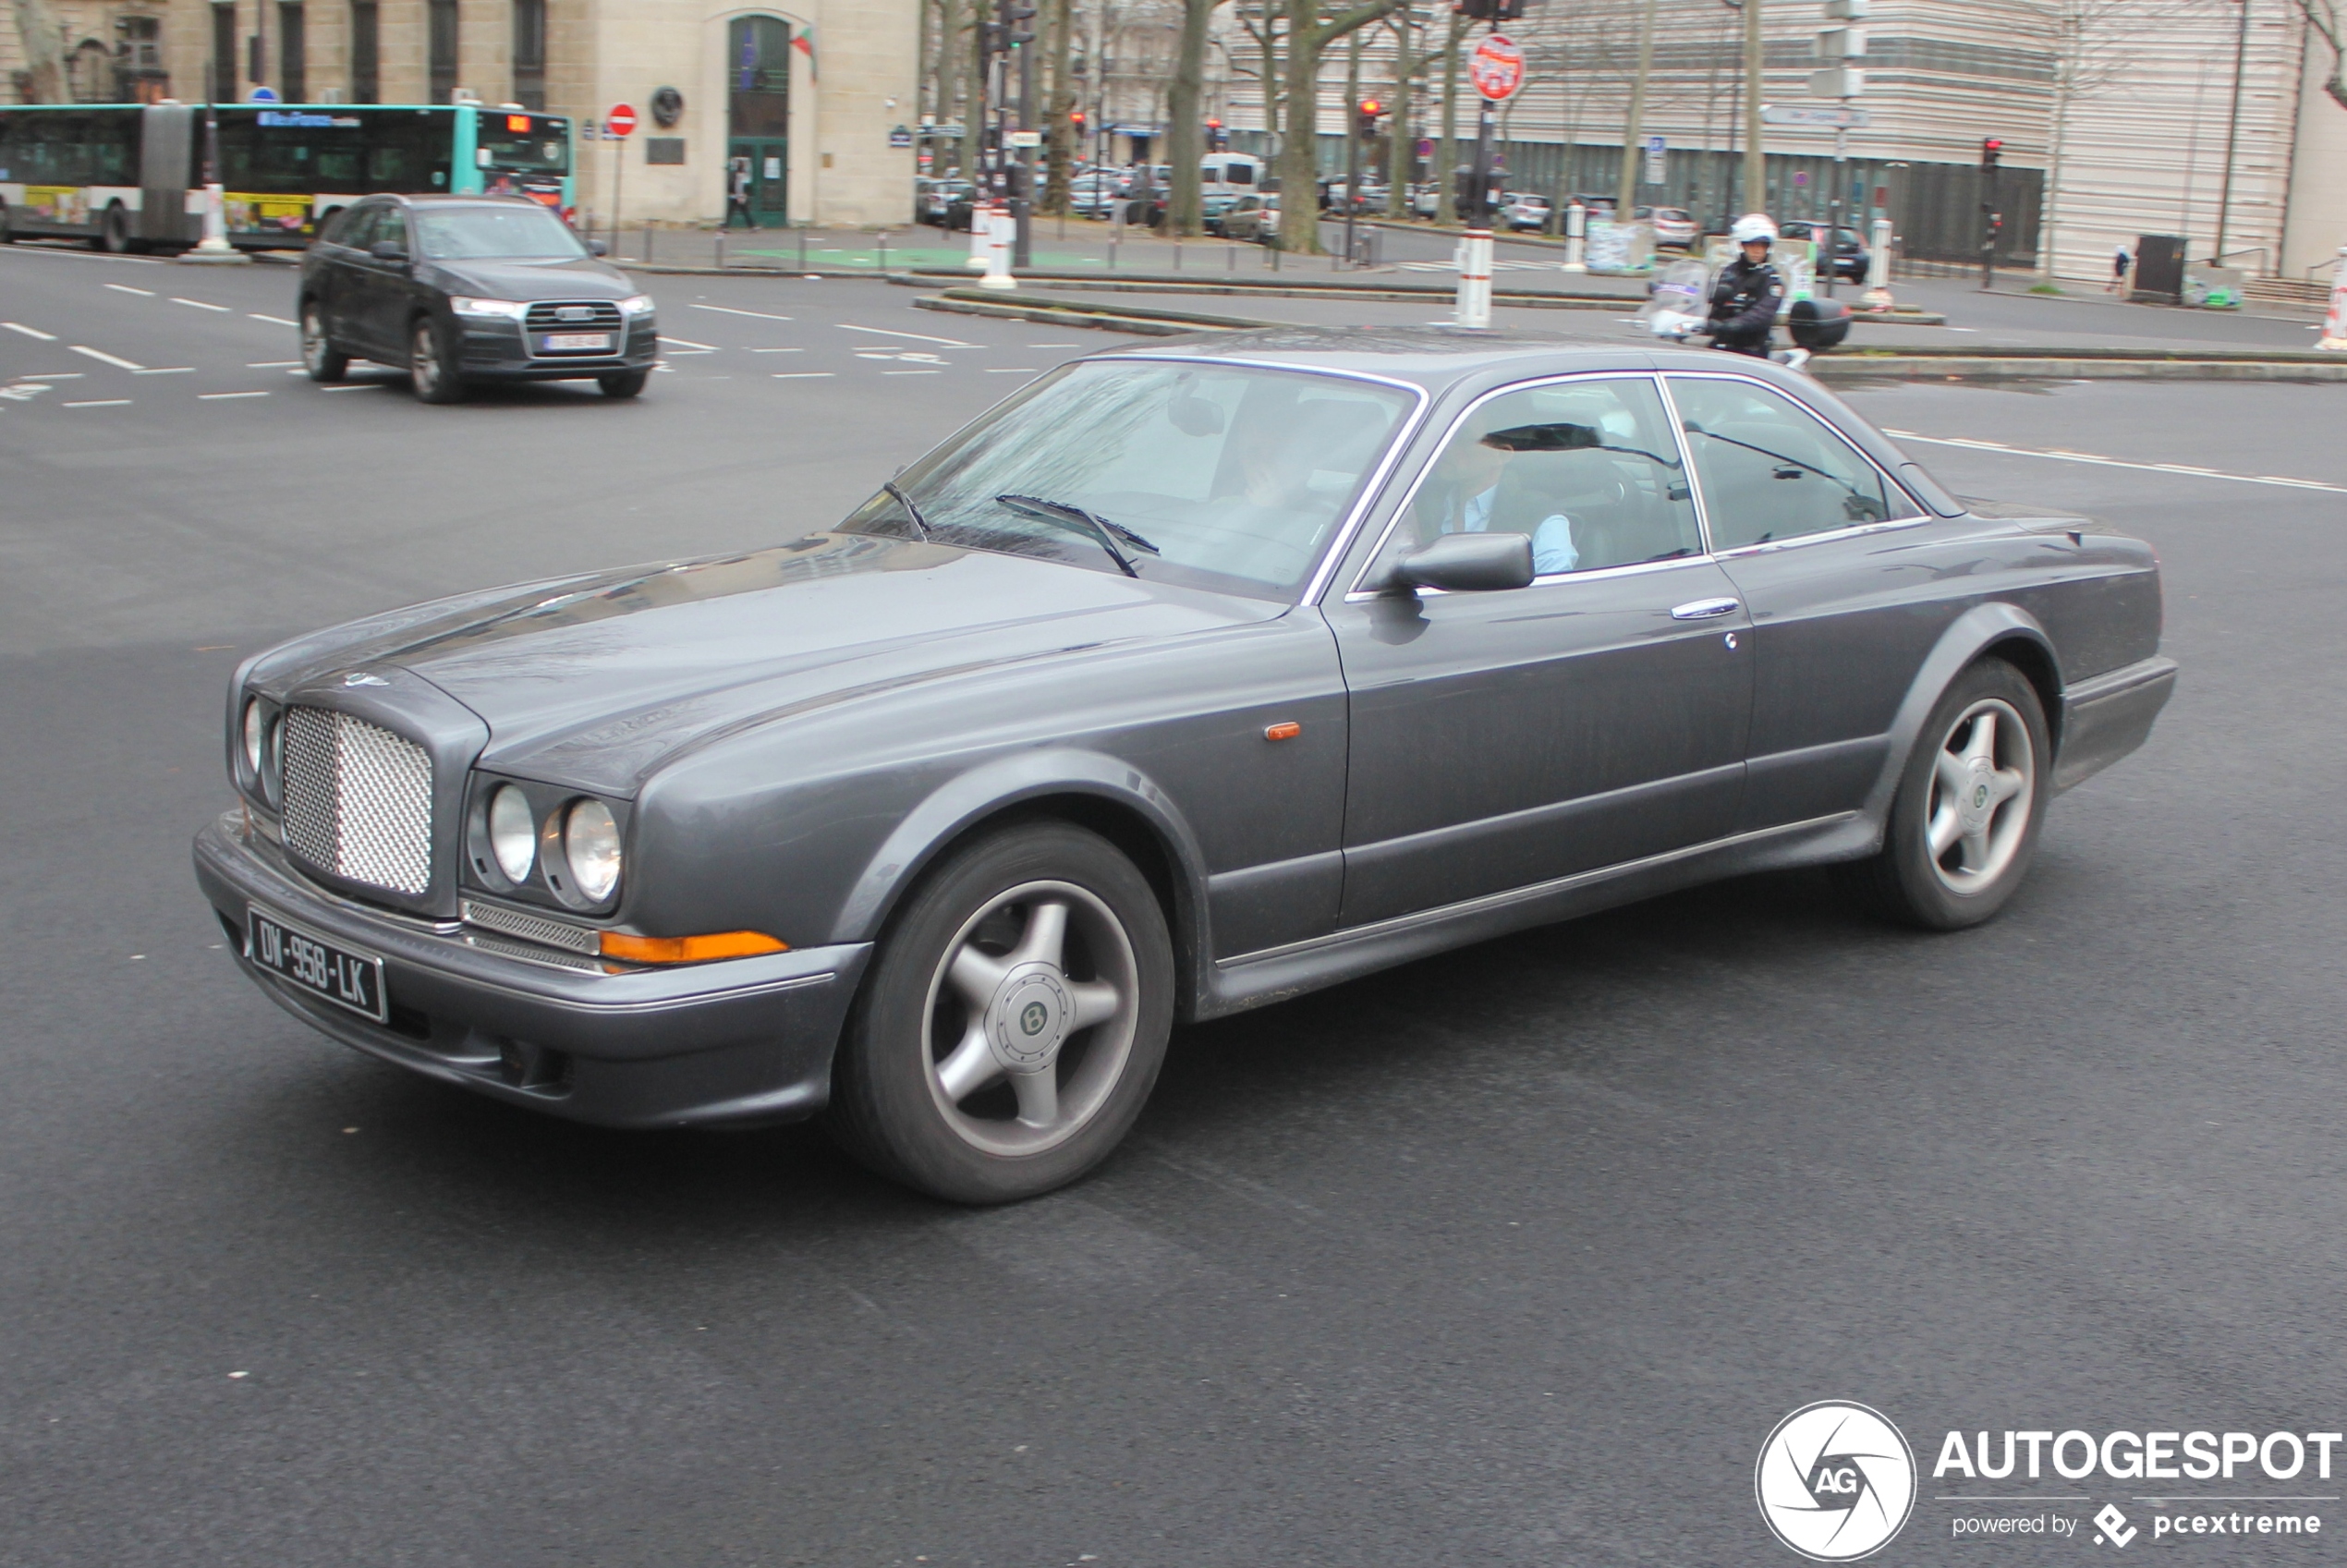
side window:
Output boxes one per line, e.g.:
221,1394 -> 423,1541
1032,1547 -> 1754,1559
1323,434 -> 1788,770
322,204 -> 364,246
1372,375 -> 1703,581
1669,376 -> 1922,550
374,207 -> 408,253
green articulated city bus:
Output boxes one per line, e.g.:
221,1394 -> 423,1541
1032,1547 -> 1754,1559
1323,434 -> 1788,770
0,102 -> 574,251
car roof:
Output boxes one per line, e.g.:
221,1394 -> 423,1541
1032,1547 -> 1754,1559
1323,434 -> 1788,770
375,193 -> 554,210
1096,326 -> 1785,393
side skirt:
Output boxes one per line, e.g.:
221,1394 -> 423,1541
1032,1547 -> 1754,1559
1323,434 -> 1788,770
1198,810 -> 1869,1020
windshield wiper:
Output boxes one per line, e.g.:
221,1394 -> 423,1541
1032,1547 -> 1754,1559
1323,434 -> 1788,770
881,479 -> 932,541
994,493 -> 1159,577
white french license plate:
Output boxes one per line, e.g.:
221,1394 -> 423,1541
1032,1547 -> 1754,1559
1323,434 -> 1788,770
247,906 -> 387,1024
540,332 -> 613,352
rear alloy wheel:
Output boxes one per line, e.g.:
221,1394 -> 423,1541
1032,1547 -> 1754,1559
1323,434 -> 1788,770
598,369 -> 649,398
825,822 -> 1174,1204
96,202 -> 129,253
1839,658 -> 2049,930
409,315 -> 465,404
301,301 -> 347,383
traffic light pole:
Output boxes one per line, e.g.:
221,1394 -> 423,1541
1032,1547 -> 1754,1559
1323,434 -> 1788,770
1344,110 -> 1359,266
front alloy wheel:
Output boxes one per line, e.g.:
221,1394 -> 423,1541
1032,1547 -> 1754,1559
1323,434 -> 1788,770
825,822 -> 1173,1203
301,302 -> 347,382
409,316 -> 464,404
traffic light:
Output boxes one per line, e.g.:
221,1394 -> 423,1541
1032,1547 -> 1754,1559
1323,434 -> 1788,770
1205,115 -> 1224,151
1356,97 -> 1382,139
1069,109 -> 1086,129
1454,0 -> 1525,19
1980,137 -> 2003,169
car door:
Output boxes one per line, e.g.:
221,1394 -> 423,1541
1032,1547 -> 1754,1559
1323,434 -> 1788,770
312,202 -> 374,344
1663,371 -> 1946,832
349,203 -> 416,359
1324,371 -> 1754,928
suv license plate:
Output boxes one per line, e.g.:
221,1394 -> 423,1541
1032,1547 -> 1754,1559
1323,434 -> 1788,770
540,332 -> 613,352
247,906 -> 387,1023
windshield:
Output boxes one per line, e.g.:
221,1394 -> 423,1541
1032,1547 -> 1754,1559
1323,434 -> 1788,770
414,204 -> 585,260
843,359 -> 1417,598
478,116 -> 569,173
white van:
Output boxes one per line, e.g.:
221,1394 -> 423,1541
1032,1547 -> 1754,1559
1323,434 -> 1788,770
1199,152 -> 1266,197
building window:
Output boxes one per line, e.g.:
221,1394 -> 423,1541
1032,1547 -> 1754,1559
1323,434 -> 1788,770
429,0 -> 458,103
279,3 -> 306,101
114,14 -> 169,101
512,0 -> 545,110
213,2 -> 237,102
349,0 -> 377,101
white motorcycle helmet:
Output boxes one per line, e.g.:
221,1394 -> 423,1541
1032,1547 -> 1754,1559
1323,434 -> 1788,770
1729,213 -> 1779,246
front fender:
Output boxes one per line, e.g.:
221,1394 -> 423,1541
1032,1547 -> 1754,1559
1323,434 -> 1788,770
1858,601 -> 2062,833
829,746 -> 1215,981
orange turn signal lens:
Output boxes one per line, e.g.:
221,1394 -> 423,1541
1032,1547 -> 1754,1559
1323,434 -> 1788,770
1264,721 -> 1302,741
598,930 -> 788,964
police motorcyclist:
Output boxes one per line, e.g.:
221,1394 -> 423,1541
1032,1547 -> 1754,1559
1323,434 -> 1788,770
1707,213 -> 1787,358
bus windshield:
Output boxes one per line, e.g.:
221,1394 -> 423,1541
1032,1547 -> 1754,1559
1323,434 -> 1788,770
478,113 -> 569,174
414,203 -> 585,260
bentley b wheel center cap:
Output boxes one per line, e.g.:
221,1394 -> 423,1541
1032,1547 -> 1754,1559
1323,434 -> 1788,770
988,964 -> 1072,1071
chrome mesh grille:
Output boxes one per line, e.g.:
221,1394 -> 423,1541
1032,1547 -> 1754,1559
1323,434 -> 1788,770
460,897 -> 599,954
280,707 -> 434,894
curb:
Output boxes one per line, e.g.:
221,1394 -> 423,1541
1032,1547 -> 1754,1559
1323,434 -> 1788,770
914,291 -> 1256,335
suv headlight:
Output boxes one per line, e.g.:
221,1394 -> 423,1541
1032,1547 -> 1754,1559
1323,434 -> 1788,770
616,294 -> 655,317
449,297 -> 529,319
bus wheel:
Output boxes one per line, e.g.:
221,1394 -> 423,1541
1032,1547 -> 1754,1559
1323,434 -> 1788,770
0,203 -> 14,243
94,203 -> 129,253
409,316 -> 467,405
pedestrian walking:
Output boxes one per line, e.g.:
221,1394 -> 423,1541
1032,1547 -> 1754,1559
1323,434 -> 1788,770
2110,244 -> 2132,294
724,158 -> 757,230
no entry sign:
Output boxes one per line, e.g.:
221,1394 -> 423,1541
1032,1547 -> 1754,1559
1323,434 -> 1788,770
1470,34 -> 1525,103
606,103 -> 638,138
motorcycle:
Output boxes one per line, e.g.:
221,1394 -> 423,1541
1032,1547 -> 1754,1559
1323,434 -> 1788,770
1635,256 -> 1850,374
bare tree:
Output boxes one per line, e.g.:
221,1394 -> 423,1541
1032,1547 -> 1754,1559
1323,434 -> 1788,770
12,0 -> 66,103
1168,0 -> 1223,233
1044,0 -> 1076,211
1275,0 -> 1411,251
2286,0 -> 2347,107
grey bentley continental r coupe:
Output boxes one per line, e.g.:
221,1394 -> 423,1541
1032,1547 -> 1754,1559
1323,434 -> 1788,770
194,329 -> 2176,1202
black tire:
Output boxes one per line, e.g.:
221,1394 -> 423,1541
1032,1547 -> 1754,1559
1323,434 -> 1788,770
1837,658 -> 2052,930
96,203 -> 129,254
597,369 -> 649,398
408,314 -> 465,404
824,821 -> 1174,1204
300,299 -> 347,383
0,202 -> 14,243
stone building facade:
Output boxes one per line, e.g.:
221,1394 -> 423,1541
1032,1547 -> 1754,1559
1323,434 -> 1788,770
3,0 -> 919,225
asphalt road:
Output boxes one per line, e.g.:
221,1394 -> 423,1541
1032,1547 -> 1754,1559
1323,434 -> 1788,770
5,240 -> 2345,1566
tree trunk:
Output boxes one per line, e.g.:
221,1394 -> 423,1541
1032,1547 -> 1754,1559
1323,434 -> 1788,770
1044,0 -> 1075,213
2039,52 -> 2073,281
1169,0 -> 1215,234
936,0 -> 962,175
1259,13 -> 1282,139
12,0 -> 66,103
1615,0 -> 1659,218
1385,9 -> 1413,217
1274,0 -> 1405,252
1437,13 -> 1465,223
1742,0 -> 1766,219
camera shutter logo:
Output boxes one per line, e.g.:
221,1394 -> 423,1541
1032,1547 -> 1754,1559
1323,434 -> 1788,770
1755,1401 -> 1916,1561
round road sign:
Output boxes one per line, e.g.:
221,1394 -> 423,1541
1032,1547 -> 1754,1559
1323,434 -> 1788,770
606,103 -> 638,138
1469,34 -> 1525,103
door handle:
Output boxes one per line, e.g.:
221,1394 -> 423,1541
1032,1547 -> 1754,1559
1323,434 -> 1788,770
1670,597 -> 1741,620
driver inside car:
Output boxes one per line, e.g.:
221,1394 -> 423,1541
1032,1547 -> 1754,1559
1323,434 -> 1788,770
1412,414 -> 1581,576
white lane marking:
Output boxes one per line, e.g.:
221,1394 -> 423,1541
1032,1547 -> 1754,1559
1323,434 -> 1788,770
249,313 -> 298,326
198,390 -> 271,400
70,345 -> 144,370
772,371 -> 836,379
986,368 -> 1039,373
17,371 -> 80,379
838,322 -> 974,347
1027,343 -> 1082,348
881,369 -> 943,375
1882,430 -> 2347,495
249,359 -> 302,368
63,399 -> 131,407
171,297 -> 233,311
321,383 -> 384,392
749,346 -> 803,353
688,302 -> 795,322
104,283 -> 156,296
658,334 -> 721,350
3,322 -> 58,340
131,367 -> 195,375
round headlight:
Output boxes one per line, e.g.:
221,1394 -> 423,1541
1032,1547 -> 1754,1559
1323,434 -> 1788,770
487,785 -> 537,882
241,698 -> 265,777
563,799 -> 623,904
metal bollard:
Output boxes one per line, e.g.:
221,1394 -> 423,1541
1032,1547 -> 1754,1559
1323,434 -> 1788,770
1562,201 -> 1587,273
1455,228 -> 1494,328
1861,217 -> 1895,311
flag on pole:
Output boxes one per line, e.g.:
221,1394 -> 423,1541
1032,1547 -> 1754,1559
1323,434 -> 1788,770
793,26 -> 817,79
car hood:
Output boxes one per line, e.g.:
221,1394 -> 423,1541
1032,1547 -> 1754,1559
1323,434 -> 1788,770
249,533 -> 1287,796
418,254 -> 636,300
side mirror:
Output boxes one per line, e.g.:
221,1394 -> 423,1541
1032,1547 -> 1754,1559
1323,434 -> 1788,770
588,237 -> 609,256
1382,531 -> 1536,594
369,239 -> 409,262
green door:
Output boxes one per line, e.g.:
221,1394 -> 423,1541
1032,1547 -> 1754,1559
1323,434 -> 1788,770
731,137 -> 789,224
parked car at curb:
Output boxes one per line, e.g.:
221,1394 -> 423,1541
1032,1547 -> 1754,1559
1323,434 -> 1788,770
198,329 -> 2174,1204
1638,204 -> 1699,249
1219,192 -> 1281,243
298,193 -> 657,403
1781,220 -> 1869,281
1501,192 -> 1553,232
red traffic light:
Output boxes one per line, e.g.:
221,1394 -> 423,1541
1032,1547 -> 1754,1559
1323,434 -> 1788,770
1206,117 -> 1221,128
1359,98 -> 1381,115
1070,110 -> 1086,125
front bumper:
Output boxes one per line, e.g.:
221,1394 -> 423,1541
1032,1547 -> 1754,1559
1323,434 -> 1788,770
193,812 -> 869,1128
456,318 -> 659,380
